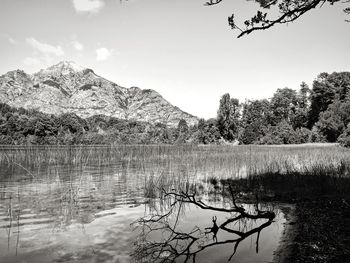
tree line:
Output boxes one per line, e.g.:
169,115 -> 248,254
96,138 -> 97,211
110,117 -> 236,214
0,104 -> 182,145
211,71 -> 350,146
0,71 -> 350,146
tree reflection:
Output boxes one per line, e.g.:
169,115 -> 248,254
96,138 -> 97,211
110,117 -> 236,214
132,189 -> 276,263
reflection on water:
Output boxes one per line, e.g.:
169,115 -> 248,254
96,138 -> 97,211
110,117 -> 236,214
0,147 -> 286,263
133,190 -> 283,263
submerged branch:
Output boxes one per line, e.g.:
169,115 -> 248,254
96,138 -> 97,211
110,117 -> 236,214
132,189 -> 276,262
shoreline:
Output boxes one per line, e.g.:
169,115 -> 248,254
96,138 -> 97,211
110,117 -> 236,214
273,203 -> 297,263
273,198 -> 350,263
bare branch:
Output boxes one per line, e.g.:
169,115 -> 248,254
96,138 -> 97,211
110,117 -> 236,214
204,0 -> 223,6
132,189 -> 276,262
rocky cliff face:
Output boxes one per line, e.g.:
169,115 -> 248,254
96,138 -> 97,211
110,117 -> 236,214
0,61 -> 198,127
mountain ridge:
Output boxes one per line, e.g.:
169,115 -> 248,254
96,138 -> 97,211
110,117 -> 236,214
0,61 -> 198,127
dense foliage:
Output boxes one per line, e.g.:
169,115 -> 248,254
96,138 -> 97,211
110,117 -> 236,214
237,72 -> 350,146
0,105 -> 178,145
1,71 -> 350,146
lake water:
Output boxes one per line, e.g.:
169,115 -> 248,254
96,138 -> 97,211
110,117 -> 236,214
0,146 -> 289,263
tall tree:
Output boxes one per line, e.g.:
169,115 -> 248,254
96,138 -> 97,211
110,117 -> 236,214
217,93 -> 240,141
240,99 -> 270,144
299,82 -> 311,108
270,88 -> 299,125
292,82 -> 311,129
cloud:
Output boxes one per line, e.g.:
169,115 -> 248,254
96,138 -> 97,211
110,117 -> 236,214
72,40 -> 84,51
23,57 -> 42,67
26,37 -> 64,56
72,0 -> 105,14
96,47 -> 112,61
24,38 -> 65,72
8,37 -> 17,45
0,34 -> 18,45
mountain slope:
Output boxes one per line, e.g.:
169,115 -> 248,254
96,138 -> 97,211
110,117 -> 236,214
0,61 -> 198,127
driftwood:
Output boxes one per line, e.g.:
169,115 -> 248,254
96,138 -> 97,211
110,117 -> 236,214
132,189 -> 276,263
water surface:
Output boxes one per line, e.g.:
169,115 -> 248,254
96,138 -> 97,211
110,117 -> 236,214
0,146 -> 290,262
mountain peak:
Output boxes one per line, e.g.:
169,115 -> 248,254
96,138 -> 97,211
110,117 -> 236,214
37,61 -> 86,76
48,61 -> 85,72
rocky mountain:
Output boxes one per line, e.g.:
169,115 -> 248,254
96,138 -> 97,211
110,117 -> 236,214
0,61 -> 198,127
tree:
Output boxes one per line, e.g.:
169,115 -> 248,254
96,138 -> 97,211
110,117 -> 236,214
175,119 -> 189,143
195,118 -> 221,144
270,88 -> 299,125
205,0 -> 349,38
295,127 -> 313,143
217,93 -> 240,141
292,82 -> 311,129
308,72 -> 350,127
315,100 -> 350,142
260,121 -> 298,144
240,99 -> 270,144
177,119 -> 189,134
58,113 -> 88,134
338,124 -> 350,147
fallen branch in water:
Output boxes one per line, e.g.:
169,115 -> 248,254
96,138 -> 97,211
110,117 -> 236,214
132,188 -> 276,262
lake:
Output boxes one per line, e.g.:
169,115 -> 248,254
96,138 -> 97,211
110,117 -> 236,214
0,144 -> 347,262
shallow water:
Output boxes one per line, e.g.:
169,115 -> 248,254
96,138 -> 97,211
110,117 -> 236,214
0,147 -> 286,263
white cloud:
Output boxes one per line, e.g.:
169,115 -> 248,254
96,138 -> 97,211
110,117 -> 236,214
0,34 -> 18,45
23,57 -> 42,67
72,0 -> 105,14
72,40 -> 84,51
96,47 -> 112,61
26,37 -> 64,56
8,37 -> 17,45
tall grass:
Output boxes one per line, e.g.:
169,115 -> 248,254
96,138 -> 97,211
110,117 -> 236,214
1,144 -> 349,167
205,160 -> 350,202
1,144 -> 349,172
1,144 -> 350,198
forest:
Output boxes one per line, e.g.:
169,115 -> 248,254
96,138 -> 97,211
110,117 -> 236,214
1,71 -> 350,146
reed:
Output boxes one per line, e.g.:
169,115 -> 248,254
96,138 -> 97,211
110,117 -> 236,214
206,160 -> 350,202
1,144 -> 350,198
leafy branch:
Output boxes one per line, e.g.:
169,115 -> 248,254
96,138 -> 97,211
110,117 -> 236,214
205,0 -> 349,38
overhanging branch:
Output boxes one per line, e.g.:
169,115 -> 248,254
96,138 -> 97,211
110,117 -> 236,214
204,0 -> 349,38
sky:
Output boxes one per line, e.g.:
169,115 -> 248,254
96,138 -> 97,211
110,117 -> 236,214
0,0 -> 349,119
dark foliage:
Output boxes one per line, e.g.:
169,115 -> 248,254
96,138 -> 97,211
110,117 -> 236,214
0,104 -> 178,145
217,93 -> 240,142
